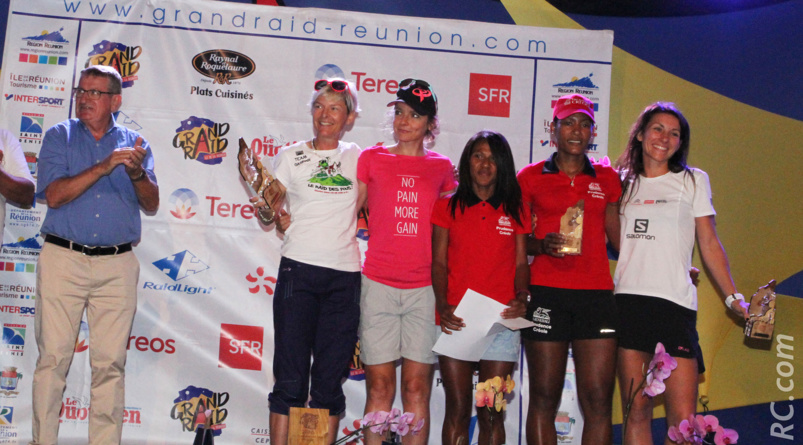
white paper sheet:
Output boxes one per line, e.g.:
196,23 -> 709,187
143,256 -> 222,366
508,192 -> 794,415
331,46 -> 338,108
432,289 -> 536,361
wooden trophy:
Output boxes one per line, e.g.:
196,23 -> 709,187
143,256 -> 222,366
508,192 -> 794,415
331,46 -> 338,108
744,280 -> 777,340
237,137 -> 285,225
288,407 -> 329,445
558,199 -> 584,255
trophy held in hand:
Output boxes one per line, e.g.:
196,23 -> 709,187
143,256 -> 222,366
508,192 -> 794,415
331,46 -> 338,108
237,137 -> 285,225
744,279 -> 777,340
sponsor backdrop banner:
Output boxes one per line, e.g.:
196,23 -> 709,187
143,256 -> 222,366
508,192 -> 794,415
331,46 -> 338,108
0,0 -> 612,443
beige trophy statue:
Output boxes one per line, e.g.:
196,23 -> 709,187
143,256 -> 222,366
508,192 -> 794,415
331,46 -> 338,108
237,137 -> 285,225
558,199 -> 584,255
744,280 -> 777,340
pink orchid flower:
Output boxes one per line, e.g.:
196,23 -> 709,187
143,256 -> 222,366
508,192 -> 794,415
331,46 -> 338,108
398,412 -> 416,426
714,426 -> 739,445
366,410 -> 391,434
667,426 -> 686,444
696,414 -> 719,434
394,420 -> 410,436
678,418 -> 698,441
648,342 -> 678,381
411,418 -> 425,435
642,373 -> 666,397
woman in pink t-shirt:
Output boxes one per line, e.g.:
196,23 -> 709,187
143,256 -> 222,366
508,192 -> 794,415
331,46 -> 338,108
357,79 -> 457,445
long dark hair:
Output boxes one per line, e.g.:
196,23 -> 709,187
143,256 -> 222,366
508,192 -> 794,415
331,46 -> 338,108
616,102 -> 692,207
450,130 -> 523,226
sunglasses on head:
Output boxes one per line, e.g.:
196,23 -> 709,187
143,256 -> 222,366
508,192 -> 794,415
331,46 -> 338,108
399,78 -> 430,90
314,79 -> 349,92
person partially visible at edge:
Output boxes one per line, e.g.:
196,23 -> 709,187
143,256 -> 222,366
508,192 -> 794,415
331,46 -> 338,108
517,94 -> 621,445
431,130 -> 529,445
613,102 -> 748,445
30,64 -> 159,445
357,78 -> 457,445
254,78 -> 362,445
0,128 -> 35,236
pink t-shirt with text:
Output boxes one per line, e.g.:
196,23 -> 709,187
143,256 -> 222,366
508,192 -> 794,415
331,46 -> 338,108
358,146 -> 457,288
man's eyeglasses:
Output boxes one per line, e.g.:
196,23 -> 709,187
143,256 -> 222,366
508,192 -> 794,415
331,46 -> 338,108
73,88 -> 117,99
314,79 -> 349,92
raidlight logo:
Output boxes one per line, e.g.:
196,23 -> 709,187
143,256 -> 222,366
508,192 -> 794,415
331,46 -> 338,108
192,49 -> 256,85
8,72 -> 68,92
553,73 -> 599,97
74,321 -> 89,353
116,111 -> 143,132
1,324 -> 25,356
153,250 -> 209,281
468,73 -> 512,118
19,112 -> 44,145
173,116 -> 229,165
85,40 -> 141,88
169,188 -> 199,220
4,94 -> 64,108
127,335 -> 176,354
634,219 -> 649,233
218,324 -> 263,371
145,251 -> 214,295
245,267 -> 277,295
171,385 -> 229,437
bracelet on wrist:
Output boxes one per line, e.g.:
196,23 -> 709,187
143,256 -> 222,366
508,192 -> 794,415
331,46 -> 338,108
724,292 -> 745,313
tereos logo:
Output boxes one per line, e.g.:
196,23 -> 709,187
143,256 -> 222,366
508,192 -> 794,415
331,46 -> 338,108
192,50 -> 255,85
85,40 -> 141,88
173,116 -> 229,165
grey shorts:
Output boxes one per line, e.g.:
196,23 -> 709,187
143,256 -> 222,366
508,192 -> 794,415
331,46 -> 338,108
359,276 -> 439,365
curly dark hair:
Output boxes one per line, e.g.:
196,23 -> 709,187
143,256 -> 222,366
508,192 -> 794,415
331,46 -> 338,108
450,130 -> 523,226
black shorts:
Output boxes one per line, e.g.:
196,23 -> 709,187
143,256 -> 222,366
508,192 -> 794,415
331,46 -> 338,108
522,285 -> 619,342
616,293 -> 705,373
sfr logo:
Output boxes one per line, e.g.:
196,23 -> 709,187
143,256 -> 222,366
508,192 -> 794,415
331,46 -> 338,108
468,73 -> 512,118
218,323 -> 264,371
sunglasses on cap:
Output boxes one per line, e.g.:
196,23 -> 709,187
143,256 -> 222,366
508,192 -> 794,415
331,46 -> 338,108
314,79 -> 349,92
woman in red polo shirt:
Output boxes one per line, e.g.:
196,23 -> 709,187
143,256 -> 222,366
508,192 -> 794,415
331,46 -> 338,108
431,130 -> 530,445
517,94 -> 622,445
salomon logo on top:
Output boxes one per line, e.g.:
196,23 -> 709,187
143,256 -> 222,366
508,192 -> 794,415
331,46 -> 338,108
153,250 -> 209,281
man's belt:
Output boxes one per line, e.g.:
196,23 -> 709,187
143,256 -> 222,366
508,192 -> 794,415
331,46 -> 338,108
45,234 -> 132,256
